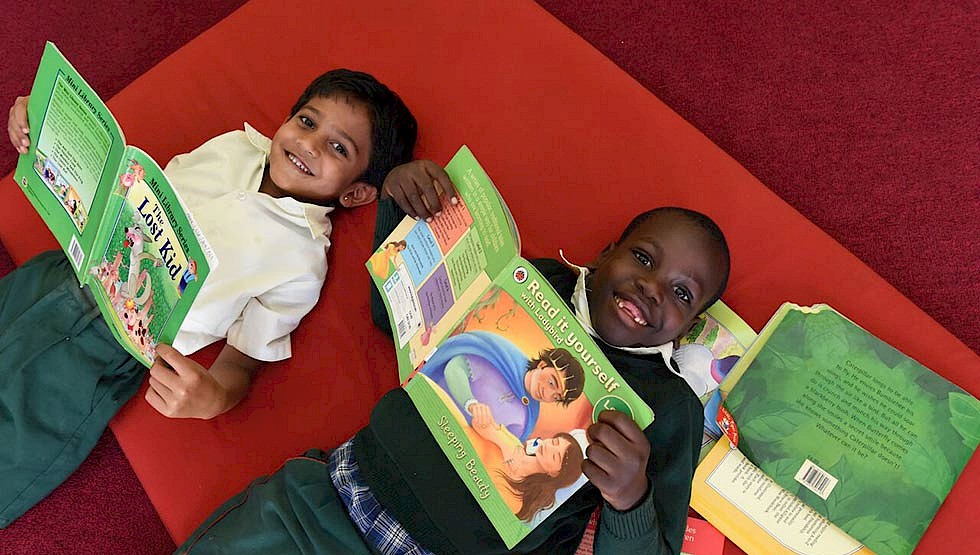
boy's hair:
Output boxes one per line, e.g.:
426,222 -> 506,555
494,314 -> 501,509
526,348 -> 586,407
618,207 -> 731,313
290,69 -> 418,188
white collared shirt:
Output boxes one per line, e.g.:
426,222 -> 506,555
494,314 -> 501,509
165,123 -> 333,361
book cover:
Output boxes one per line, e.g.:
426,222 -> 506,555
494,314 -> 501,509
13,42 -> 215,366
369,146 -> 654,548
681,515 -> 726,555
715,303 -> 980,555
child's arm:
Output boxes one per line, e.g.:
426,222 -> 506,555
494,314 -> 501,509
145,343 -> 261,419
7,96 -> 30,154
371,159 -> 461,331
381,159 -> 459,221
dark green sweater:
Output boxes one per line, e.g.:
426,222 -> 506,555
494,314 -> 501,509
356,199 -> 701,554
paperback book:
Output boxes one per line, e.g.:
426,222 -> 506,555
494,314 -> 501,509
368,146 -> 655,548
13,42 -> 215,366
712,303 -> 980,555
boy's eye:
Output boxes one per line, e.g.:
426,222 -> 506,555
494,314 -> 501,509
330,142 -> 348,157
632,249 -> 652,267
674,285 -> 692,305
298,115 -> 314,128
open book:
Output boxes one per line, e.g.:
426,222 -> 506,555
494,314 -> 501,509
368,146 -> 655,548
699,302 -> 980,555
13,42 -> 215,366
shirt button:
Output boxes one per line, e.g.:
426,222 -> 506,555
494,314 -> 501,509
238,192 -> 247,201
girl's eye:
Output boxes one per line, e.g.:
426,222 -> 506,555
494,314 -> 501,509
298,115 -> 314,128
330,142 -> 348,157
674,286 -> 692,305
632,249 -> 652,267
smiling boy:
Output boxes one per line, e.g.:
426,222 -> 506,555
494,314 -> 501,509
176,162 -> 732,555
1,69 -> 417,528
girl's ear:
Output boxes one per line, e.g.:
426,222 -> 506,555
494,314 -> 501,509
339,182 -> 378,208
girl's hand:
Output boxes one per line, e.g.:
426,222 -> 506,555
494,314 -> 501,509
145,343 -> 230,419
8,96 -> 30,154
583,410 -> 651,511
382,159 -> 459,221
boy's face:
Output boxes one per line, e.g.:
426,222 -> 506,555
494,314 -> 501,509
587,212 -> 726,348
524,361 -> 567,403
264,95 -> 373,203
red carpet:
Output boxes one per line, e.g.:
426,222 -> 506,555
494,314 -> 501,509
0,1 -> 976,553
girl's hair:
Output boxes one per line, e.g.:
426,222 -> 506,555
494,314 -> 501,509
499,432 -> 585,522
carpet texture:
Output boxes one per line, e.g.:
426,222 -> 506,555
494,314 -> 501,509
0,1 -> 975,553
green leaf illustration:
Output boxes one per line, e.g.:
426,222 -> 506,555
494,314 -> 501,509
949,392 -> 980,447
739,402 -> 810,444
841,515 -> 913,555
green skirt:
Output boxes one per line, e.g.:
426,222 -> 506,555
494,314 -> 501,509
0,250 -> 142,528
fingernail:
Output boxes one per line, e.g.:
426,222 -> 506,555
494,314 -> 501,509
435,211 -> 443,218
451,197 -> 459,205
425,217 -> 433,223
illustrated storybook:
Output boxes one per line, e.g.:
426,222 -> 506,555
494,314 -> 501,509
673,301 -> 757,462
711,302 -> 980,555
368,145 -> 656,548
13,42 -> 216,367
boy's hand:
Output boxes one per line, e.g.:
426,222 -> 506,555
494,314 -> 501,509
8,96 -> 30,154
145,343 -> 230,420
583,410 -> 651,512
382,159 -> 459,221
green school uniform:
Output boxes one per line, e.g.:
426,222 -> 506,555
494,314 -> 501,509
0,250 -> 142,528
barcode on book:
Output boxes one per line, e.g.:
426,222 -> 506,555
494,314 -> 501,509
794,458 -> 838,499
67,235 -> 84,270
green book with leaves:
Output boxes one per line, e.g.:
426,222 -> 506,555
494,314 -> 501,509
716,303 -> 980,555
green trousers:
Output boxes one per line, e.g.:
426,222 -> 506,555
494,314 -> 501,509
0,251 -> 142,528
175,449 -> 375,555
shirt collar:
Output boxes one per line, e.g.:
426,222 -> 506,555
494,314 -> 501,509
243,122 -> 334,240
560,250 -> 677,371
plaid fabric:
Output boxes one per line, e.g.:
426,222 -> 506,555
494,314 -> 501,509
329,439 -> 433,555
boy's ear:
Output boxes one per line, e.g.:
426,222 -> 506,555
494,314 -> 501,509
339,182 -> 378,208
588,241 -> 617,269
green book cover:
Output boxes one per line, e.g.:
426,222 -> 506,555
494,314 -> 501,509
368,146 -> 653,548
717,303 -> 980,555
13,42 -> 216,366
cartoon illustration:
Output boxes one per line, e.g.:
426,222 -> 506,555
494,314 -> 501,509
469,401 -> 587,522
120,219 -> 162,307
117,159 -> 145,196
90,251 -> 125,307
421,331 -> 586,441
369,239 -> 407,279
178,258 -> 198,295
672,343 -> 741,397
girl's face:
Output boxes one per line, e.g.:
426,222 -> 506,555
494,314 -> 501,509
587,212 -> 726,348
536,436 -> 574,476
264,95 -> 373,204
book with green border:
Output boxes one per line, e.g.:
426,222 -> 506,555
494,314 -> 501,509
13,42 -> 216,366
716,302 -> 980,555
368,146 -> 654,547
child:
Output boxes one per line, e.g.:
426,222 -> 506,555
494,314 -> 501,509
0,69 -> 417,528
175,160 -> 731,555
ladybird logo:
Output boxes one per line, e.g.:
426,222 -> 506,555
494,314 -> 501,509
513,266 -> 528,283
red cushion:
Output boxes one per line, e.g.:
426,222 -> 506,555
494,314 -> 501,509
1,0 -> 976,551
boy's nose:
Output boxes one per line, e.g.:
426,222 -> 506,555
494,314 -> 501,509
638,276 -> 664,304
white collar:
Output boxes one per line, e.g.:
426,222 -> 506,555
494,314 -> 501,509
560,250 -> 677,371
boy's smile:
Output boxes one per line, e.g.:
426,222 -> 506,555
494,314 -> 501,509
587,211 -> 727,348
262,95 -> 373,204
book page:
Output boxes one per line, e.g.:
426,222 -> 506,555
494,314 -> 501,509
404,259 -> 653,548
85,147 -> 214,367
368,146 -> 520,380
13,42 -> 126,277
673,300 -> 757,461
691,438 -> 871,555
